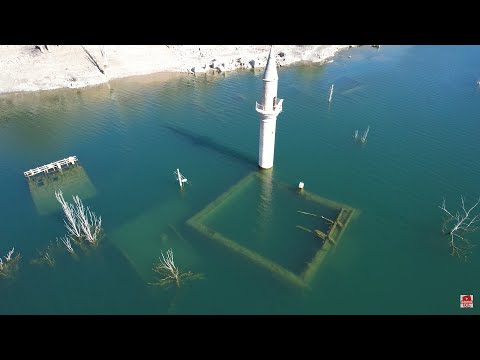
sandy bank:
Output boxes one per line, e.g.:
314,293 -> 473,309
0,45 -> 357,95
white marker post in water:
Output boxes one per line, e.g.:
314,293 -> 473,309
175,168 -> 188,189
328,84 -> 334,103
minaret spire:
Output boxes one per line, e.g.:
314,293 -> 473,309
263,45 -> 278,82
255,45 -> 283,169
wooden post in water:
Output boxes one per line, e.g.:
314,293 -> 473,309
328,84 -> 334,103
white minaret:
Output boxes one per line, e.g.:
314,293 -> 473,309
255,45 -> 283,169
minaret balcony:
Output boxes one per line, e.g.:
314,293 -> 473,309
255,98 -> 283,116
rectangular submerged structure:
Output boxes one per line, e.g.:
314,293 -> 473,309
24,157 -> 96,215
187,171 -> 356,289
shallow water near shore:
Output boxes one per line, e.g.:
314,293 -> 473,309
1,45 -> 480,314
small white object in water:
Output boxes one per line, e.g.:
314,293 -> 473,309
175,168 -> 188,189
348,55 -> 352,58
298,182 -> 304,190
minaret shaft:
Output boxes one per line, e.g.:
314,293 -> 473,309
255,45 -> 283,169
258,118 -> 277,169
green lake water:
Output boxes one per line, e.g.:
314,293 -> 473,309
1,45 -> 480,314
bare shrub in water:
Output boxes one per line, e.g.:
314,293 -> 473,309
55,190 -> 103,247
0,247 -> 21,279
151,248 -> 204,288
439,196 -> 480,260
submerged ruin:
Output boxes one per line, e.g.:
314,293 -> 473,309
24,158 -> 96,215
187,171 -> 356,289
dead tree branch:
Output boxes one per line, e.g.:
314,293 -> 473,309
55,190 -> 82,238
152,248 -> 204,288
439,196 -> 480,259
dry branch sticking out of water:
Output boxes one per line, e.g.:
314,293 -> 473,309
151,248 -> 204,289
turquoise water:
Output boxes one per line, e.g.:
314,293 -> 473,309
1,45 -> 480,314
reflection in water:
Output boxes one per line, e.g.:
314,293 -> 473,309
257,169 -> 273,242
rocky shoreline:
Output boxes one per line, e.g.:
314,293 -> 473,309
0,45 -> 358,95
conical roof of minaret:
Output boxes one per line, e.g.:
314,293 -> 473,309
263,45 -> 278,81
